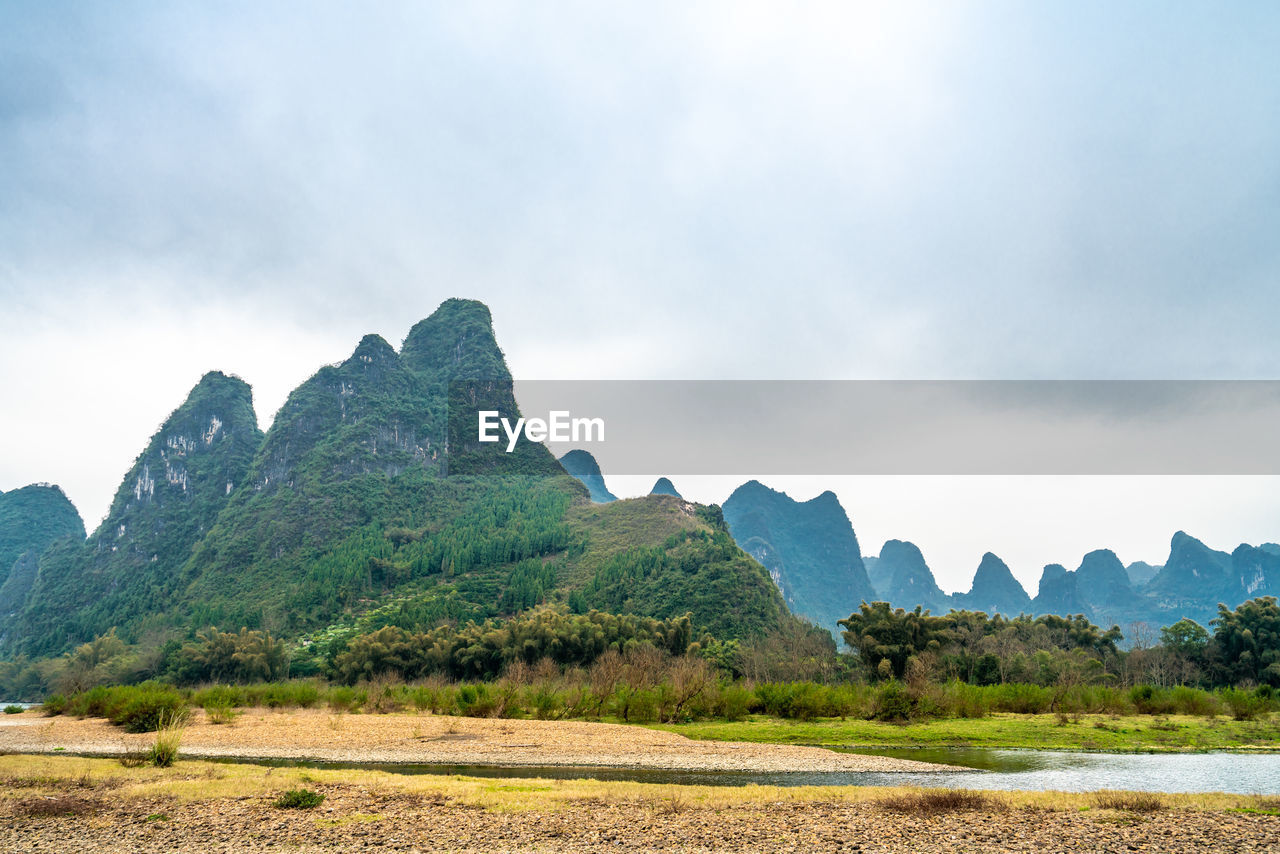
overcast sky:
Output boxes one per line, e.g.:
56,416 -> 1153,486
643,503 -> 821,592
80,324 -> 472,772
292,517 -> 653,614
3,2 -> 1278,594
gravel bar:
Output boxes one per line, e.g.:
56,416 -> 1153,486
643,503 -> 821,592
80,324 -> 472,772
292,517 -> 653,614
0,710 -> 960,773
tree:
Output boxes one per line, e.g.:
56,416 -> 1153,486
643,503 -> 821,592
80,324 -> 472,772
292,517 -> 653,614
838,602 -> 946,681
1209,597 -> 1280,687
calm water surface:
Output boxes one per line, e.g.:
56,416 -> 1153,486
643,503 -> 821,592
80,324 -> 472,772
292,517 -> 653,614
219,748 -> 1280,794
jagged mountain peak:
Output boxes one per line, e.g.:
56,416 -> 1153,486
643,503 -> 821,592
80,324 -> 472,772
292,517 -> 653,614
7,372 -> 263,654
723,479 -> 874,638
559,450 -> 617,503
1077,549 -> 1130,585
1032,563 -> 1091,618
876,539 -> 949,612
400,298 -> 509,380
0,483 -> 86,586
882,539 -> 926,563
958,552 -> 1031,615
1039,563 -> 1069,586
650,477 -> 682,498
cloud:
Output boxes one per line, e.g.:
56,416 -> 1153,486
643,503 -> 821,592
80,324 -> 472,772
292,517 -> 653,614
2,1 -> 1279,544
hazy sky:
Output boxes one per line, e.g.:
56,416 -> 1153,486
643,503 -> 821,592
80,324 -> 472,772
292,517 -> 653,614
3,3 -> 1278,594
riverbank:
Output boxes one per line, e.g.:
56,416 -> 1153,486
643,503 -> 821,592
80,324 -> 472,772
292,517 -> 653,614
1,754 -> 1277,853
0,709 -> 953,773
651,712 -> 1280,752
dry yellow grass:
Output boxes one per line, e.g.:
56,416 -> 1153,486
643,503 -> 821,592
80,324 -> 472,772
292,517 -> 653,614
0,753 -> 1267,815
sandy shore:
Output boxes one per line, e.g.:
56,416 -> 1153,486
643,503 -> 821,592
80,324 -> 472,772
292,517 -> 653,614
0,709 -> 957,773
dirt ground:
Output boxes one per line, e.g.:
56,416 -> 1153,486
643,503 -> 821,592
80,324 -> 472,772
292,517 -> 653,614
0,708 -> 955,772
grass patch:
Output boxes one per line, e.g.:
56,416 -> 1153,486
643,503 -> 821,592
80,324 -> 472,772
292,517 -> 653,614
274,788 -> 326,809
4,705 -> 24,714
1092,791 -> 1166,813
648,713 -> 1280,752
877,789 -> 1004,814
0,754 -> 1267,818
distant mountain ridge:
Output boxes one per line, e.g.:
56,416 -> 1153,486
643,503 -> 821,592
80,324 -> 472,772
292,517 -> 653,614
650,478 -> 682,498
558,450 -> 616,503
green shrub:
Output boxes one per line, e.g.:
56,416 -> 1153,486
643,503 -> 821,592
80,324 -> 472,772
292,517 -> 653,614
988,683 -> 1052,714
274,788 -> 325,809
40,694 -> 67,716
1221,688 -> 1267,721
871,681 -> 914,722
712,683 -> 752,721
204,700 -> 239,725
146,718 -> 183,767
261,681 -> 320,709
1170,685 -> 1219,717
110,686 -> 189,733
327,685 -> 364,713
455,683 -> 499,717
940,681 -> 989,719
1129,684 -> 1177,715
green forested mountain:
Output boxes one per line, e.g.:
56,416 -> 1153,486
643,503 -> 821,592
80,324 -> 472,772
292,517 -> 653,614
0,485 -> 85,636
0,484 -> 84,587
649,478 -> 682,498
953,552 -> 1032,616
872,539 -> 951,613
558,450 -> 617,503
7,372 -> 261,654
722,480 -> 876,638
1031,563 -> 1092,618
3,299 -> 795,660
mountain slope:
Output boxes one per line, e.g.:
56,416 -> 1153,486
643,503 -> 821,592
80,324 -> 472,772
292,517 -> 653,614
650,478 -> 682,498
954,552 -> 1031,616
559,450 -> 617,503
0,484 -> 84,587
179,301 -> 566,632
1073,549 -> 1142,627
722,480 -> 875,637
8,373 -> 260,654
1032,563 -> 1092,618
873,539 -> 951,613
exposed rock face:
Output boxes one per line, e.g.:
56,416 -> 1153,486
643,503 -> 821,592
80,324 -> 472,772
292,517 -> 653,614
8,372 -> 261,654
649,478 -> 682,498
1228,544 -> 1280,603
723,480 -> 876,637
558,450 -> 617,503
873,539 -> 951,613
954,552 -> 1031,616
